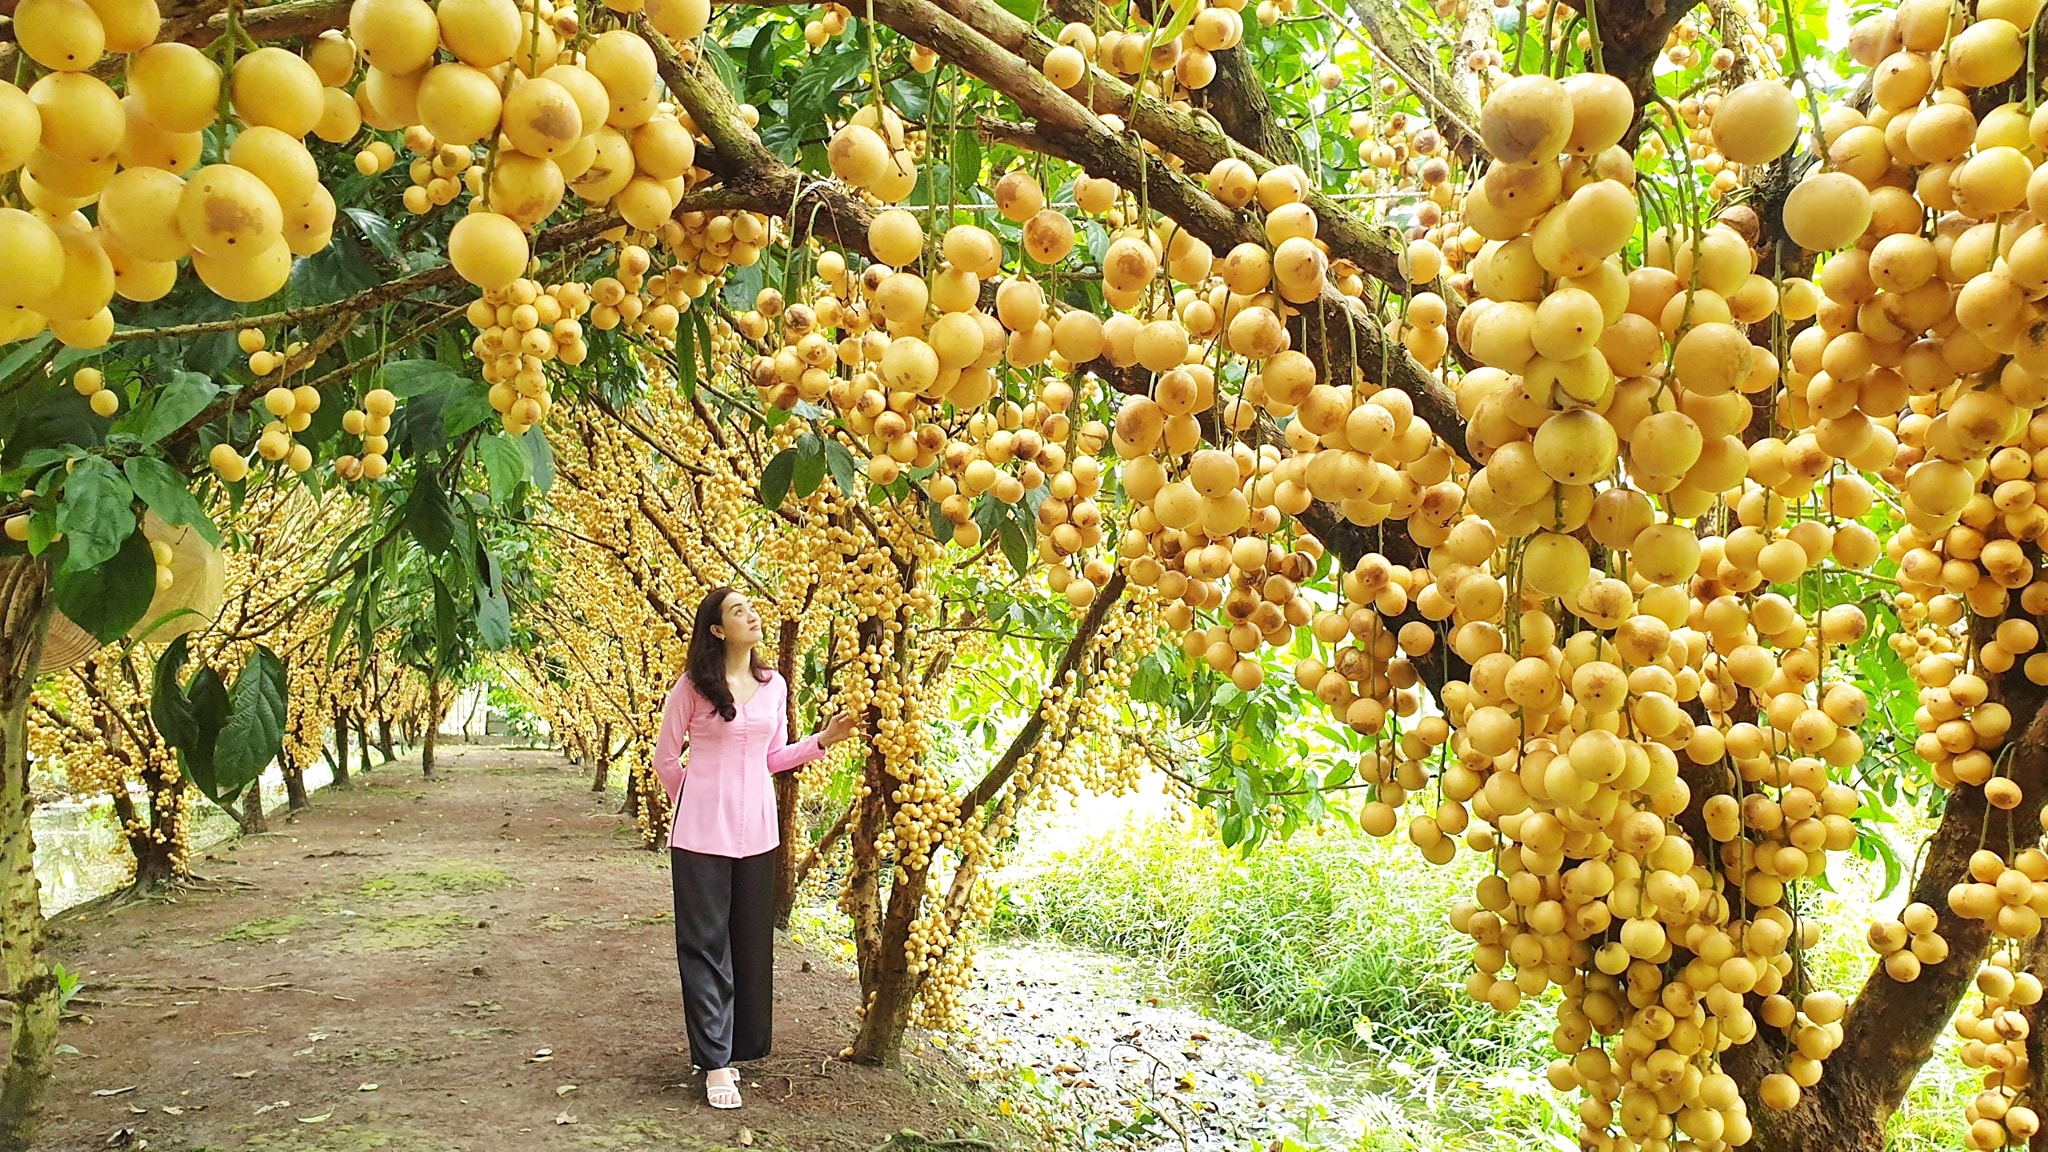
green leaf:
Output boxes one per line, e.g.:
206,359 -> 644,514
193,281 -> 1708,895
211,646 -> 288,803
381,359 -> 469,398
55,457 -> 136,573
125,371 -> 218,447
149,636 -> 200,755
760,448 -> 797,509
123,457 -> 219,545
177,663 -> 230,800
478,433 -> 529,506
406,477 -> 460,555
793,433 -> 826,497
53,528 -> 155,643
928,498 -> 955,545
520,425 -> 554,493
475,552 -> 511,649
823,438 -> 857,497
0,334 -> 54,387
998,518 -> 1029,577
342,207 -> 402,264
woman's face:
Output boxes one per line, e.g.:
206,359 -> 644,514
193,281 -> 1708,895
713,594 -> 764,647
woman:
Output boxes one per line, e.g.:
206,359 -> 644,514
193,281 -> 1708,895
651,587 -> 856,1110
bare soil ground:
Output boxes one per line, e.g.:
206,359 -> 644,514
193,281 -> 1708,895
36,744 -> 1022,1152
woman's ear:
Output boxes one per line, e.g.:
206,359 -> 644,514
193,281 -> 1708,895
710,626 -> 725,641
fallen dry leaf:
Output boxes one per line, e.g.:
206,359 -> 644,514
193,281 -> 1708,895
92,1086 -> 137,1097
739,1126 -> 754,1146
231,1071 -> 256,1080
555,1084 -> 577,1097
296,1112 -> 332,1124
358,1083 -> 378,1093
554,1111 -> 576,1125
160,1106 -> 182,1116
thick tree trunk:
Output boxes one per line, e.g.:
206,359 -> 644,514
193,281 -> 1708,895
376,716 -> 395,763
356,719 -> 371,776
0,558 -> 57,1151
130,752 -> 183,888
329,709 -> 351,788
421,683 -> 441,777
590,722 -> 610,792
774,618 -> 802,929
239,783 -> 267,834
283,754 -> 308,811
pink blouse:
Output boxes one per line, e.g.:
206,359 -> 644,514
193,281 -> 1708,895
651,671 -> 828,857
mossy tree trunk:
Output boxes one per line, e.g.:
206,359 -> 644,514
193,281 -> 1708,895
328,708 -> 351,787
420,681 -> 441,777
0,558 -> 57,1152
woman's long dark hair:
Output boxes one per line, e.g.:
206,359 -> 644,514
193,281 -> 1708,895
687,586 -> 772,721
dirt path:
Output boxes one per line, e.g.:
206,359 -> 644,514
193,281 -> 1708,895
37,745 -> 1019,1152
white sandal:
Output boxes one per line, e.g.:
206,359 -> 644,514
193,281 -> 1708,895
706,1067 -> 742,1110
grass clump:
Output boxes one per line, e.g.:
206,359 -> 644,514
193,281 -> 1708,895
216,914 -> 308,944
993,813 -> 1548,1069
354,912 -> 475,950
359,861 -> 512,897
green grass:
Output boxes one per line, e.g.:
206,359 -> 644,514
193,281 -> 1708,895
994,814 -> 1548,1067
216,914 -> 308,943
358,861 -> 512,897
990,814 -> 1576,1150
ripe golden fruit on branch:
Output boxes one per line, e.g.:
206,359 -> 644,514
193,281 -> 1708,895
449,211 -> 530,291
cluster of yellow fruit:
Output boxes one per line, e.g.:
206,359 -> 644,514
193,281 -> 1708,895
335,387 -> 400,481
825,104 -> 923,203
240,328 -> 310,380
70,366 -> 120,418
1035,0 -> 1246,97
467,272 -> 594,434
1953,951 -> 2045,1150
0,0 -> 344,347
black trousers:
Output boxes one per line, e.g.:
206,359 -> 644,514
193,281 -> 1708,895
671,847 -> 778,1070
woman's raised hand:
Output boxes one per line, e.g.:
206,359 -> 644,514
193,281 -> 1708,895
819,712 -> 858,747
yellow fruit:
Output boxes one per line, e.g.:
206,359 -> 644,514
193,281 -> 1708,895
1561,72 -> 1630,155
30,72 -> 123,162
228,126 -> 321,207
116,96 -> 203,173
1713,80 -> 1801,165
1782,172 -> 1873,253
484,152 -> 567,226
360,65 -> 424,126
314,86 -> 363,144
583,29 -> 658,103
437,0 -> 522,66
349,0 -> 440,75
233,47 -> 326,138
177,163 -> 284,258
1632,522 -> 1702,584
282,183 -> 337,257
868,208 -> 924,267
1522,531 -> 1593,598
35,219 -> 115,322
0,82 -> 36,174
13,0 -> 105,72
125,45 -> 220,141
613,174 -> 677,230
1564,180 -> 1636,258
0,209 -> 65,309
1533,408 -> 1618,485
645,0 -> 710,39
83,0 -> 157,54
87,380 -> 120,411
53,307 -> 113,349
630,115 -> 697,181
307,32 -> 358,87
1042,43 -> 1086,88
565,127 -> 633,202
191,236 -> 292,302
416,62 -> 505,146
1948,18 -> 2025,87
503,76 -> 584,158
96,166 -> 190,262
1481,74 -> 1573,164
542,64 -> 609,130
103,233 -> 177,302
448,211 -> 529,291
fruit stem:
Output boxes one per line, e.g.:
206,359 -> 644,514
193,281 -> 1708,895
1773,0 -> 1826,172
1580,0 -> 1603,75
